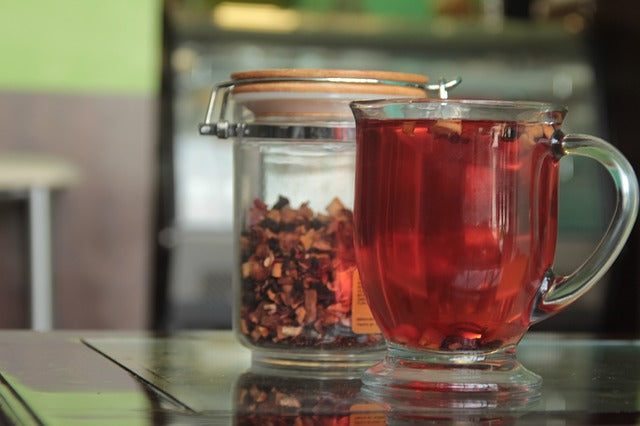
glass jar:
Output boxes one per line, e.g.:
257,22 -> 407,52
200,69 -> 439,369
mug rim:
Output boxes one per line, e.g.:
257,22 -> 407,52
350,98 -> 568,115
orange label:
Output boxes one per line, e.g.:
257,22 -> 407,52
351,269 -> 381,334
349,404 -> 386,426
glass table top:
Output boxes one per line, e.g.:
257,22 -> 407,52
1,330 -> 639,425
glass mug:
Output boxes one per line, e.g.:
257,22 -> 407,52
349,99 -> 639,396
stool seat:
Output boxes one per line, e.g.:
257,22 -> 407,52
0,153 -> 80,191
0,152 -> 80,331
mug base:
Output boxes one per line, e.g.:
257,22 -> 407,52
361,343 -> 541,411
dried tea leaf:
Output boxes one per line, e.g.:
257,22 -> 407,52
326,197 -> 345,218
278,395 -> 301,408
280,206 -> 298,223
299,230 -> 315,251
266,208 -> 281,223
242,262 -> 252,278
273,195 -> 290,210
279,325 -> 302,338
432,119 -> 461,137
263,253 -> 275,268
304,289 -> 318,323
271,262 -> 283,278
402,121 -> 416,136
275,392 -> 301,408
298,202 -> 314,219
295,306 -> 306,325
240,319 -> 249,335
263,303 -> 277,315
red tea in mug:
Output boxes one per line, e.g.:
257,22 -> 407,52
351,98 -> 636,394
354,119 -> 559,351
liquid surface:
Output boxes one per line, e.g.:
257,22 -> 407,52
354,119 -> 559,350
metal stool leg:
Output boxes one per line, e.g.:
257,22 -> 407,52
28,187 -> 53,331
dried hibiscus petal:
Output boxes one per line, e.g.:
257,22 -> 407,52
239,196 -> 382,349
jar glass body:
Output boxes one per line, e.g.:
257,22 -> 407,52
233,122 -> 385,368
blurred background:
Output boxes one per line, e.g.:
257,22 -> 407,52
0,0 -> 638,334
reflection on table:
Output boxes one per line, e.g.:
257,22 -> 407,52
0,331 -> 639,424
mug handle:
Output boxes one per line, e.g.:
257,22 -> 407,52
530,130 -> 639,324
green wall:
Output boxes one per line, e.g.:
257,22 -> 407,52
0,0 -> 161,95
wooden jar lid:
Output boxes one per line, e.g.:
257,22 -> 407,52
229,69 -> 429,120
230,69 -> 429,97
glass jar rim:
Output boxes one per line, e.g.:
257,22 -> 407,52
350,98 -> 568,120
351,98 -> 567,114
